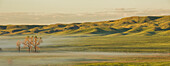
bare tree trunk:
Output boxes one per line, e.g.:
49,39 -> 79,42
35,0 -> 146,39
35,45 -> 37,52
34,36 -> 37,53
29,47 -> 31,53
18,46 -> 20,53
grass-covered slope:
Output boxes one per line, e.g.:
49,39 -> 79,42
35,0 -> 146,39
0,15 -> 170,36
38,35 -> 170,53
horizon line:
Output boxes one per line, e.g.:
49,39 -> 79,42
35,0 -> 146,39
0,15 -> 169,25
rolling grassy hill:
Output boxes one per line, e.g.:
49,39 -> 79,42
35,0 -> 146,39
0,15 -> 170,36
1,16 -> 170,66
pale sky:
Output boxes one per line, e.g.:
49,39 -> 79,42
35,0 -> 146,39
0,0 -> 170,25
0,0 -> 170,13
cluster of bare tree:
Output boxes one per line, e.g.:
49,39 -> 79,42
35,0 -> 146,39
16,36 -> 43,53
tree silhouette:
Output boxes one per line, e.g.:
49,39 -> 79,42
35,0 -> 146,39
16,40 -> 21,52
23,36 -> 32,53
33,36 -> 43,52
17,36 -> 43,53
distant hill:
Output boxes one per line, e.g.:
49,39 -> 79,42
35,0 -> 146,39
0,16 -> 170,36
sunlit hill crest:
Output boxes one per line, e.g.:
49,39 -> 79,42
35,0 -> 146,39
0,15 -> 170,36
